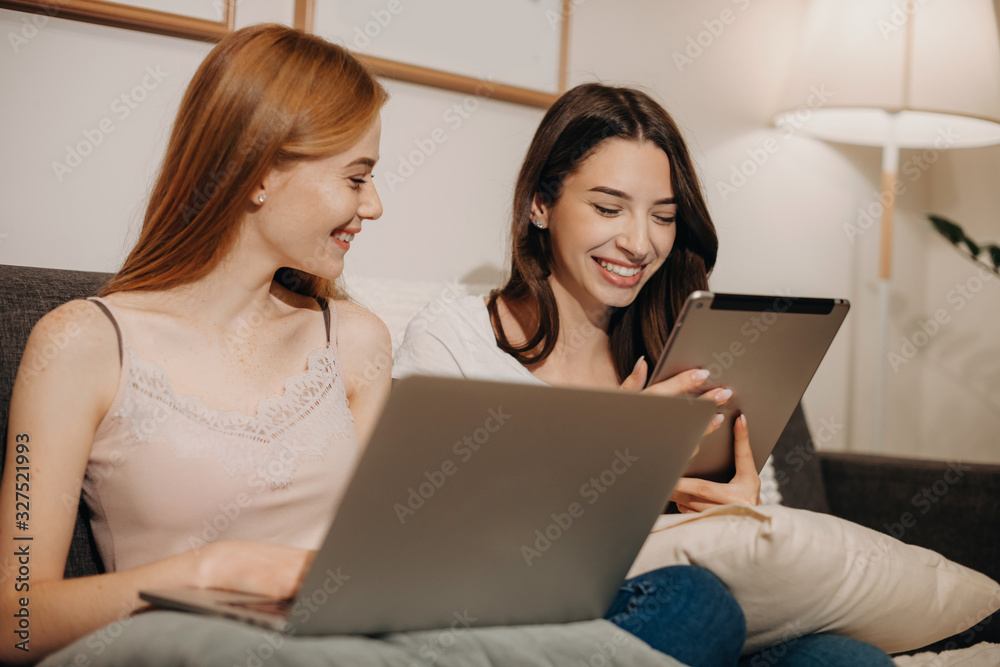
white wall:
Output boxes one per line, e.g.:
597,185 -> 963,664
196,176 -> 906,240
565,0 -> 1000,462
2,2 -> 998,462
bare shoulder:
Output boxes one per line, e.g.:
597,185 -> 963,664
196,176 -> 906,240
333,299 -> 391,355
14,299 -> 120,419
24,299 -> 120,365
331,299 -> 391,389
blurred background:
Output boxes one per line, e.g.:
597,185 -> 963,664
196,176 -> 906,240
1,0 -> 998,463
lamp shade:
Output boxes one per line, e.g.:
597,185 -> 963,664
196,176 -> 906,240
773,0 -> 1000,149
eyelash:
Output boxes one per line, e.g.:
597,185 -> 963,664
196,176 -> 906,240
350,176 -> 370,190
593,204 -> 675,225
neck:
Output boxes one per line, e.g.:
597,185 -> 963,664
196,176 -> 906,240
520,277 -> 619,387
154,225 -> 315,331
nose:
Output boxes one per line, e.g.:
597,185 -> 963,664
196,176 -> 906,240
359,180 -> 383,221
616,215 -> 651,260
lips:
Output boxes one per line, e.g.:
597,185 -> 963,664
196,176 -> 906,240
330,228 -> 360,250
593,257 -> 644,287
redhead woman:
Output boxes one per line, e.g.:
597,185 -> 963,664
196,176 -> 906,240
394,83 -> 894,666
0,25 -> 392,663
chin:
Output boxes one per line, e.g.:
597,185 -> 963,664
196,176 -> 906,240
594,287 -> 642,310
292,258 -> 344,284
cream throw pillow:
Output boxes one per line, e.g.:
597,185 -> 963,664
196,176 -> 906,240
627,504 -> 1000,655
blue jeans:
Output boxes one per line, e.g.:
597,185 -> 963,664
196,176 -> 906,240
605,566 -> 893,667
604,565 -> 745,667
738,634 -> 894,667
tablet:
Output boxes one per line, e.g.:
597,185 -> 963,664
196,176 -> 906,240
647,291 -> 850,482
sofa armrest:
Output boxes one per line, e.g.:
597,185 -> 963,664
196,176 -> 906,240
819,451 -> 1000,651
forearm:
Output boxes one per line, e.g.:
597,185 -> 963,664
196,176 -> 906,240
0,548 -> 203,665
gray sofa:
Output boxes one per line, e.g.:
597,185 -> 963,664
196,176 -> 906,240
2,262 -> 998,654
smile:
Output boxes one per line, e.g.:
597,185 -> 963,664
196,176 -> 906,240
596,258 -> 642,277
331,231 -> 355,243
593,257 -> 645,288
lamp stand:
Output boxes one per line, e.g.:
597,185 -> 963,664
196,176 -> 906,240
872,118 -> 899,453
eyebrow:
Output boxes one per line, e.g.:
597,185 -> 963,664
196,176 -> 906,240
588,186 -> 675,206
347,157 -> 378,168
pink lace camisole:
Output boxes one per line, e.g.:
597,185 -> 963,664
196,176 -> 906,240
82,297 -> 362,572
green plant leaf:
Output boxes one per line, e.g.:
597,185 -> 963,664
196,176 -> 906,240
928,214 -> 965,246
987,245 -> 1000,271
964,237 -> 981,257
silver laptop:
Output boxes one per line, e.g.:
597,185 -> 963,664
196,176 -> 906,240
141,375 -> 716,635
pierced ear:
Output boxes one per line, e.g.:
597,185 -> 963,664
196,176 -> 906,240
251,186 -> 266,207
529,194 -> 549,228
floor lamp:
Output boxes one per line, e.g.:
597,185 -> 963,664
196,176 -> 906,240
772,0 -> 1000,452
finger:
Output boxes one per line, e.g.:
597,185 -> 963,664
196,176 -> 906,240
619,356 -> 648,392
673,476 -> 724,502
732,414 -> 757,480
672,491 -> 722,514
677,503 -> 697,514
643,368 -> 710,398
706,387 -> 733,407
701,413 -> 724,438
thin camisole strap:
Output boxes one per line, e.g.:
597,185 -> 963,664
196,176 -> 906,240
320,298 -> 332,345
87,296 -> 123,365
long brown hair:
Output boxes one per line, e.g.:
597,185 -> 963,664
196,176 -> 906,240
488,83 -> 718,380
100,24 -> 388,299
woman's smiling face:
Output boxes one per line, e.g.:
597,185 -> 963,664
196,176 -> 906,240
533,138 -> 677,312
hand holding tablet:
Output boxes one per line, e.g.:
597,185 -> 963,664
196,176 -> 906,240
644,291 -> 850,484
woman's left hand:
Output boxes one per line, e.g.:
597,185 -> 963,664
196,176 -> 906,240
670,414 -> 760,513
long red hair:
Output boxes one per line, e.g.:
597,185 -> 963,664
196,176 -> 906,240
100,24 -> 388,299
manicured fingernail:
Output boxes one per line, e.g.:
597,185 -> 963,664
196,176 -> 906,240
633,355 -> 645,371
692,369 -> 710,382
711,413 -> 725,426
714,388 -> 733,404
740,414 -> 747,427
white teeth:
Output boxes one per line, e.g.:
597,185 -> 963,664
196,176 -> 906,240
597,259 -> 641,277
332,232 -> 355,243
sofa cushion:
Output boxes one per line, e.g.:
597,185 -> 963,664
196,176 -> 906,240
821,451 -> 1000,651
768,403 -> 831,513
627,503 -> 1000,655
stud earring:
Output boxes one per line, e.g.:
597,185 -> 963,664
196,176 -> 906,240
257,193 -> 266,204
531,219 -> 545,229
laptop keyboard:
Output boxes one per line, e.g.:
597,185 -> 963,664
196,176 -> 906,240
229,598 -> 294,616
